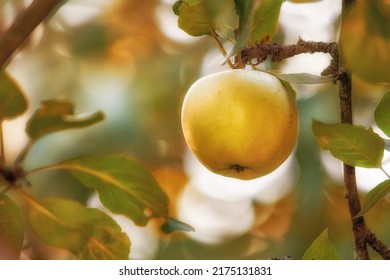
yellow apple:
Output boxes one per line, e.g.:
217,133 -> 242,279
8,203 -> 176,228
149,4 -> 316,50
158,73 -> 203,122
181,69 -> 298,180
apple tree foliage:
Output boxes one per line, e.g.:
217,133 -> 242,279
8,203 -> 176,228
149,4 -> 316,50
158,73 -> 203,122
0,0 -> 389,260
174,0 -> 390,259
0,70 -> 192,259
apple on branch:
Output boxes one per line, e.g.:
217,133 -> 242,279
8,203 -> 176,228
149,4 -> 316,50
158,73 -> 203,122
181,69 -> 299,180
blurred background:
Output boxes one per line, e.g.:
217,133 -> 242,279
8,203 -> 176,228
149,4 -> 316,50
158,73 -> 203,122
2,0 -> 390,259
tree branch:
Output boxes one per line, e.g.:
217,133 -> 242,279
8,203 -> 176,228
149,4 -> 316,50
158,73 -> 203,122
240,38 -> 338,63
337,69 -> 369,259
236,38 -> 339,77
336,0 -> 378,260
0,0 -> 65,68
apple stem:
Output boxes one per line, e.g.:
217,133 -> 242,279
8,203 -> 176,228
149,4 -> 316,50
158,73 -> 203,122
210,35 -> 235,69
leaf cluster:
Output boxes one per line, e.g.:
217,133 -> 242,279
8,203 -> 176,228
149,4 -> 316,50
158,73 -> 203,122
173,0 -> 284,64
0,71 -> 191,259
173,1 -> 341,84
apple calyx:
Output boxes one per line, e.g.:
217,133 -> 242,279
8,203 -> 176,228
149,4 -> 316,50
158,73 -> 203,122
229,164 -> 248,174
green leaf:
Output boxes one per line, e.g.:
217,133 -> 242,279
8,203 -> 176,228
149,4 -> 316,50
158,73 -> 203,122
375,91 -> 390,138
161,217 -> 195,234
204,0 -> 237,34
225,0 -> 257,59
356,180 -> 390,218
173,0 -> 213,36
173,1 -> 182,15
174,0 -> 235,38
231,0 -> 314,59
277,77 -> 297,100
250,0 -> 283,44
48,155 -> 169,226
302,228 -> 341,260
0,194 -> 24,259
312,120 -> 384,168
270,72 -> 333,84
28,197 -> 130,260
26,100 -> 104,141
0,70 -> 28,120
234,0 -> 255,25
174,0 -> 198,11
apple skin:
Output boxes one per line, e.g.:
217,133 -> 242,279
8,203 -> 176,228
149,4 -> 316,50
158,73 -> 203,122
181,69 -> 299,180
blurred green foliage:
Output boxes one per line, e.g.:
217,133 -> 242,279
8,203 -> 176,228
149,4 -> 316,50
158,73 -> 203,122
0,0 -> 389,259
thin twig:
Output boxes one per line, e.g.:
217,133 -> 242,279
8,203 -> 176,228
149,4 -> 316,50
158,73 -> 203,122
0,0 -> 64,166
380,166 -> 390,179
237,38 -> 338,75
210,35 -> 235,69
0,0 -> 65,68
13,140 -> 33,169
236,39 -> 339,81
